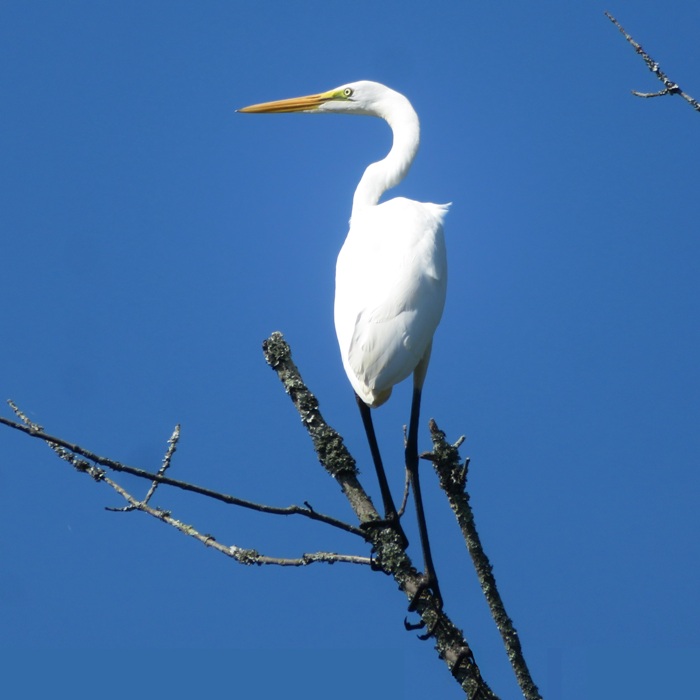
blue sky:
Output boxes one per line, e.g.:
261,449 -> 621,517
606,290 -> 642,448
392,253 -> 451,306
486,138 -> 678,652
1,2 -> 698,698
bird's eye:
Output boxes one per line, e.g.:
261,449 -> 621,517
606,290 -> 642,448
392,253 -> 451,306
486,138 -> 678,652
343,87 -> 353,98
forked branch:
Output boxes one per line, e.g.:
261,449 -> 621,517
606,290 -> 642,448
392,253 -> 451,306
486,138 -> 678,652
1,401 -> 369,568
605,11 -> 700,113
0,404 -> 363,537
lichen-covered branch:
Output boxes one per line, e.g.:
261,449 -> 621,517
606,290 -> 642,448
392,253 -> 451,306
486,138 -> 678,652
605,11 -> 700,113
262,332 -> 498,700
143,422 -> 180,505
107,423 -> 181,513
425,420 -> 542,700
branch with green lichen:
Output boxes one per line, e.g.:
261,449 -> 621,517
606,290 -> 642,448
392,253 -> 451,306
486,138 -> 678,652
261,332 -> 498,699
424,421 -> 542,700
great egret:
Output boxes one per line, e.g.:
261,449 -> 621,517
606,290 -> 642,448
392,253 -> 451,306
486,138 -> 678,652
239,81 -> 448,604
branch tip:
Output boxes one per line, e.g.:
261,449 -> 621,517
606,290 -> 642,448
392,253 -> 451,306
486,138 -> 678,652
605,10 -> 700,113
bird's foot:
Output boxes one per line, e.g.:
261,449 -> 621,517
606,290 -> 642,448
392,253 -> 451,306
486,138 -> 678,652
404,614 -> 440,641
448,646 -> 477,677
407,571 -> 443,612
403,572 -> 443,639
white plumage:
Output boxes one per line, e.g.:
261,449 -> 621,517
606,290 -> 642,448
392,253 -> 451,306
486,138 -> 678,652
335,196 -> 448,406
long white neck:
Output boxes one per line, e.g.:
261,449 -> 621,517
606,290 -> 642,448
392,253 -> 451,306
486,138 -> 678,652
351,94 -> 420,212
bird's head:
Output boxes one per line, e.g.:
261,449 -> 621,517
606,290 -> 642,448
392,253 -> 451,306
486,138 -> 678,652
238,80 -> 402,119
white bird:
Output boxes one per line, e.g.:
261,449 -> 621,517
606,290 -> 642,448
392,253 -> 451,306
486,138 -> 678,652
239,81 -> 448,603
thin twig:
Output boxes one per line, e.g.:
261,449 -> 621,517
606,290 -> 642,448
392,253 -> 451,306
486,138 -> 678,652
104,474 -> 371,567
425,420 -> 542,700
398,464 -> 411,517
107,423 -> 180,512
5,402 -> 369,567
1,408 -> 363,537
398,425 -> 411,516
605,11 -> 700,113
81,452 -> 370,565
145,423 -> 180,504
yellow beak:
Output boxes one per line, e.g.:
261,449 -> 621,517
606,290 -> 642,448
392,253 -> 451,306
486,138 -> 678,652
238,90 -> 333,114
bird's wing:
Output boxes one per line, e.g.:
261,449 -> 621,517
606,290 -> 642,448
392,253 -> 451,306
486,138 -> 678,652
334,198 -> 448,406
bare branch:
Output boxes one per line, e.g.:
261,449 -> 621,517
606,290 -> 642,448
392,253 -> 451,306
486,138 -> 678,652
263,333 -> 380,526
107,423 -> 180,512
5,401 -> 369,567
605,11 -> 700,113
262,332 -> 499,700
424,420 -> 542,700
0,407 -> 363,537
144,422 -> 180,504
104,473 -> 372,567
398,464 -> 411,518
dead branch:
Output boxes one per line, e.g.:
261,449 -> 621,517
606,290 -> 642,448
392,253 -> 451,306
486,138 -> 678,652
3,401 -> 369,568
262,332 -> 498,699
605,11 -> 700,113
424,421 -> 542,700
0,406 -> 363,537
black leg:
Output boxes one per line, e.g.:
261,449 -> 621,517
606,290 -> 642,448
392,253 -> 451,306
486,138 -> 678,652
406,386 -> 442,608
356,395 -> 406,543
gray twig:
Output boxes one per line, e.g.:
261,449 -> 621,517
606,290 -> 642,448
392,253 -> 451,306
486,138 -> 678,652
398,463 -> 411,518
107,423 -> 181,512
1,405 -> 363,537
605,11 -> 700,113
4,402 -> 369,568
104,474 -> 371,568
144,422 -> 180,504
